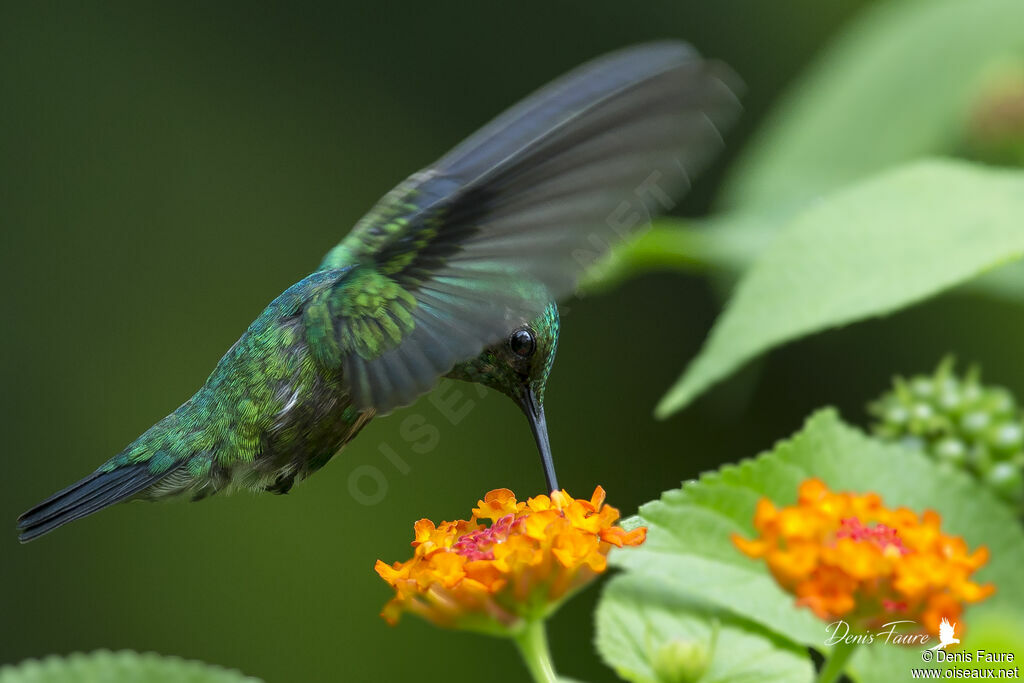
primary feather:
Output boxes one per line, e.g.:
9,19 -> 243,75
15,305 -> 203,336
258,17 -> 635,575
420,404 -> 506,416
321,41 -> 740,411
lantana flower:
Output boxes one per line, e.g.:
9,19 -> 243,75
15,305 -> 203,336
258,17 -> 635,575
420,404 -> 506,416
732,478 -> 994,637
375,486 -> 645,682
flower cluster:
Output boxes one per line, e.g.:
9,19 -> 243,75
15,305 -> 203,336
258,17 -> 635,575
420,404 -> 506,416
733,478 -> 994,635
869,358 -> 1024,508
375,486 -> 645,633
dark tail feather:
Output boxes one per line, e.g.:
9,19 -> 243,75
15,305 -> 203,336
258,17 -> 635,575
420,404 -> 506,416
17,464 -> 172,542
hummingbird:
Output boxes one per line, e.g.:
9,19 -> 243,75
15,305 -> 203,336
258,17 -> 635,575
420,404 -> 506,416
17,42 -> 739,542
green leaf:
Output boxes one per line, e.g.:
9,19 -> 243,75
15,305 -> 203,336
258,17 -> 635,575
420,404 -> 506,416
610,409 -> 1024,682
596,575 -> 814,683
598,212 -> 1024,305
656,160 -> 1024,417
720,0 -> 1024,210
585,0 -> 1024,307
0,651 -> 261,683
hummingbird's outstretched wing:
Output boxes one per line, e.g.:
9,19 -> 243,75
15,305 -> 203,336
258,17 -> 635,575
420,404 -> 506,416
318,41 -> 741,413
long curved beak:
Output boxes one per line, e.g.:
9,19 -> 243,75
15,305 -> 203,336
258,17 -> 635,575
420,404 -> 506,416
518,385 -> 558,494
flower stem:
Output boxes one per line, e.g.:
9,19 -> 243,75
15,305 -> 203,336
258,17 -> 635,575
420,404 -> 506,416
512,619 -> 557,683
818,641 -> 857,683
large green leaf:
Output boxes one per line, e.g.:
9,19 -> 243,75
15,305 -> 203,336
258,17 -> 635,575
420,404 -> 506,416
609,409 -> 1024,681
720,0 -> 1024,210
595,575 -> 814,683
0,651 -> 261,683
587,212 -> 1024,309
656,160 -> 1024,417
585,0 -> 1024,319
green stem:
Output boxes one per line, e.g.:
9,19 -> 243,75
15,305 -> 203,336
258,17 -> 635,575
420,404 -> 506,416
512,619 -> 557,683
818,642 -> 857,683
578,223 -> 716,293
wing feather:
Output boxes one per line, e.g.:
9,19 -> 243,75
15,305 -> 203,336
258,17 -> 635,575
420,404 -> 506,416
315,41 -> 741,412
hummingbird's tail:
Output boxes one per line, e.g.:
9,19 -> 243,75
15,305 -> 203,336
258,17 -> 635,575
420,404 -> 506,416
16,463 -> 174,542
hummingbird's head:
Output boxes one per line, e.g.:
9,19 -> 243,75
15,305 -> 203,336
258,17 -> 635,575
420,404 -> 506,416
447,301 -> 560,491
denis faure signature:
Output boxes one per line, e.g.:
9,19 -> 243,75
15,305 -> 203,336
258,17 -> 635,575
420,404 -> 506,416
825,619 -> 932,647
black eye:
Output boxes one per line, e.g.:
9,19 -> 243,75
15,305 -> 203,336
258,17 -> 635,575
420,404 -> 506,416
509,329 -> 536,358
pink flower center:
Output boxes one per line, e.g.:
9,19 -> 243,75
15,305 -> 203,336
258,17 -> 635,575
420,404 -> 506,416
883,599 -> 909,612
835,517 -> 909,555
452,514 -> 524,561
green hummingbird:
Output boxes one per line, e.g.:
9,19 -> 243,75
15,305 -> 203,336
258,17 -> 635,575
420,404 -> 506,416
17,42 -> 739,542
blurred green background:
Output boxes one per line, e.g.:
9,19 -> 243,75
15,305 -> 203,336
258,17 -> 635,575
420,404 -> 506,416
5,2 -> 1024,681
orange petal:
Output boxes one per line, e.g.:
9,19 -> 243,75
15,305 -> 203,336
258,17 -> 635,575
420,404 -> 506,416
732,533 -> 769,558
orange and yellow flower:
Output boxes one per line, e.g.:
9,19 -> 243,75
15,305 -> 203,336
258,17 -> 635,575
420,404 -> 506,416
733,478 -> 994,636
375,486 -> 646,633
